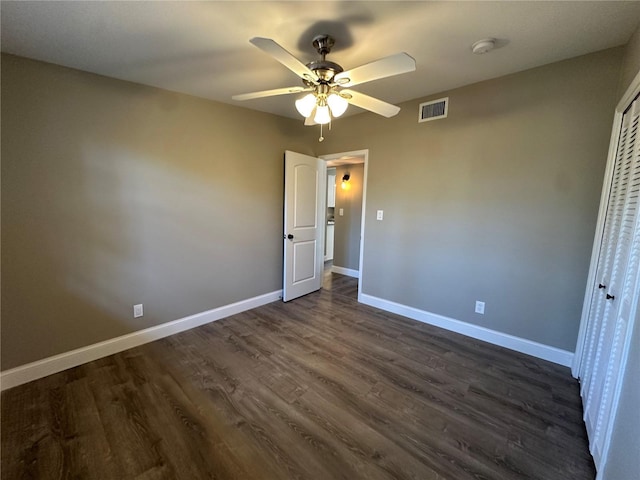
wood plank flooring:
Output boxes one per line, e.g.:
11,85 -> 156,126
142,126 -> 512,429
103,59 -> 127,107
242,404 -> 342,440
1,272 -> 595,479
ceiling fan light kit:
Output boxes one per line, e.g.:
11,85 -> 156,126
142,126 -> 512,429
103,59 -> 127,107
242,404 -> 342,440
314,104 -> 331,124
233,34 -> 416,141
327,93 -> 348,117
295,93 -> 317,117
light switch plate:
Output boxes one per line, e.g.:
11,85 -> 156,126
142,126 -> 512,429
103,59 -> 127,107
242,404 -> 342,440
339,208 -> 344,216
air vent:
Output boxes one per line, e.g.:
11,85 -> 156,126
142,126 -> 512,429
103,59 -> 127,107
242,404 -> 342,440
419,97 -> 448,123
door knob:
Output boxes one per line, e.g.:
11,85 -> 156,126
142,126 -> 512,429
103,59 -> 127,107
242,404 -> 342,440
598,283 -> 606,289
287,234 -> 294,240
606,293 -> 615,300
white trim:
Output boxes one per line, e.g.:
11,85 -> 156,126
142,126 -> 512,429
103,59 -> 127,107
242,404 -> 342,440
573,68 -> 640,378
359,153 -> 368,302
1,290 -> 282,391
360,293 -> 574,367
319,149 -> 369,302
331,266 -> 360,278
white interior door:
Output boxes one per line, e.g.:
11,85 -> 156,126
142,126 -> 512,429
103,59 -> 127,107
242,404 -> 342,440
283,151 -> 325,302
581,109 -> 629,399
580,94 -> 640,469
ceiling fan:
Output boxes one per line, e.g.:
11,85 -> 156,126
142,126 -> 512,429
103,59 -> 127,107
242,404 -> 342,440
232,35 -> 416,140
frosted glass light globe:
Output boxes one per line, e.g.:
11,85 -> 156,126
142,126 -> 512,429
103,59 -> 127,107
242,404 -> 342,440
327,93 -> 348,117
314,105 -> 331,124
295,93 -> 317,118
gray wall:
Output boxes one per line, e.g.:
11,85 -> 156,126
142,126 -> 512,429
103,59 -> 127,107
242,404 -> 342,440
617,23 -> 640,98
0,54 -> 312,369
318,48 -> 622,351
333,164 -> 363,271
601,22 -> 640,480
0,46 -> 626,367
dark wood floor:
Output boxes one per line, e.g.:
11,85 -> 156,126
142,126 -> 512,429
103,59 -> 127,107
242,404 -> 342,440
2,273 -> 595,479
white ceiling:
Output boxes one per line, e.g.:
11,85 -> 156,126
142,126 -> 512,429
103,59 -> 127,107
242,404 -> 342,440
2,1 -> 640,120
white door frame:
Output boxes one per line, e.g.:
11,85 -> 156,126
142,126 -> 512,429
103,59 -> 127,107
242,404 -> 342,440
573,69 -> 640,378
319,149 -> 369,302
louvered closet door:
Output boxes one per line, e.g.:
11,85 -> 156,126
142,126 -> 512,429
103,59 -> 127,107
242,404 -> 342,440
580,112 -> 629,392
581,95 -> 640,467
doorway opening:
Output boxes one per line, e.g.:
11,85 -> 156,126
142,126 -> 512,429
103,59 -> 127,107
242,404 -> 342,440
320,150 -> 368,302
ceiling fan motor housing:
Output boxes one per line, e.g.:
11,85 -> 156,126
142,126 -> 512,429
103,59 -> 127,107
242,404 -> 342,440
306,60 -> 343,83
312,34 -> 335,56
305,34 -> 344,84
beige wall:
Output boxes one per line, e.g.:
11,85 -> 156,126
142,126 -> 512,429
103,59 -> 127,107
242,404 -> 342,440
318,48 -> 623,351
333,164 -> 363,271
618,21 -> 640,98
0,45 -> 626,370
1,54 -> 312,369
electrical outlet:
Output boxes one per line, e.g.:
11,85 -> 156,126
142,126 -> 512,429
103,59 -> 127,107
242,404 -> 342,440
134,304 -> 144,318
475,301 -> 485,315
376,210 -> 384,220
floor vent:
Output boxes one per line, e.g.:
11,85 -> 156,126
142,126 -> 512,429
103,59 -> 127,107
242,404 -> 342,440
419,97 -> 448,123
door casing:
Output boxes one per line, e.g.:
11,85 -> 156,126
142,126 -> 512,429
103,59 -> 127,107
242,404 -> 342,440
319,149 -> 369,302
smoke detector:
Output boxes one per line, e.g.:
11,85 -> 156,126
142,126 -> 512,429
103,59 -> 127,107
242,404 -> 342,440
471,38 -> 496,55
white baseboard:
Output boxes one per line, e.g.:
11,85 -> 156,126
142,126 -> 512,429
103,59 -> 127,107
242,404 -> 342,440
1,290 -> 282,391
359,293 -> 574,367
331,266 -> 360,278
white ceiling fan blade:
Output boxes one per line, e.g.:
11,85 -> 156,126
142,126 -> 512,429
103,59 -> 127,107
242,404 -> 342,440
342,90 -> 401,118
250,37 -> 319,83
334,53 -> 416,88
232,86 -> 309,101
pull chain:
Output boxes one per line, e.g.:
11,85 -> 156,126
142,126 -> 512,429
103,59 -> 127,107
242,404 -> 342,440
318,119 -> 332,142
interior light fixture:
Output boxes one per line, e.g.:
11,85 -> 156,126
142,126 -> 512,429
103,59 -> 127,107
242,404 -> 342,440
295,93 -> 317,117
327,93 -> 348,117
295,88 -> 351,137
233,34 -> 416,144
314,103 -> 331,125
341,173 -> 351,190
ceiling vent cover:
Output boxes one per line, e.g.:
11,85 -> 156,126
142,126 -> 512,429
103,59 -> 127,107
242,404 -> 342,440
419,97 -> 448,123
